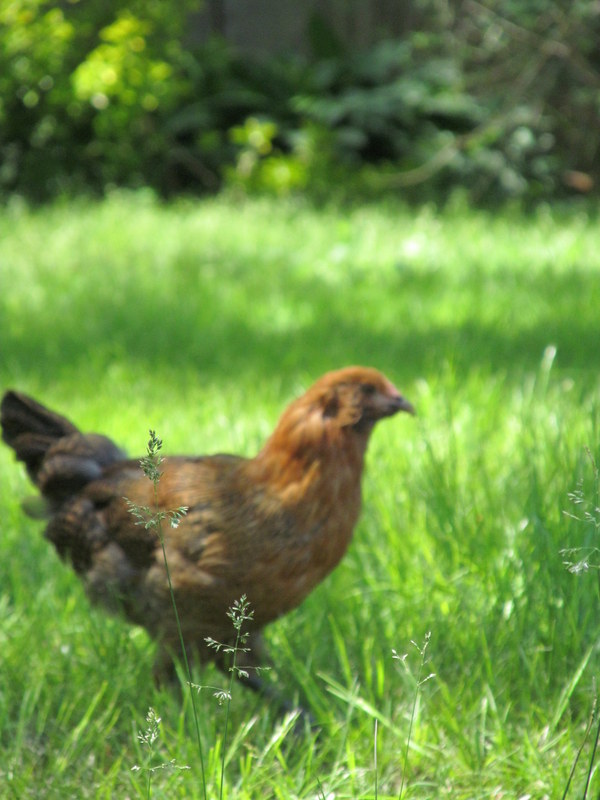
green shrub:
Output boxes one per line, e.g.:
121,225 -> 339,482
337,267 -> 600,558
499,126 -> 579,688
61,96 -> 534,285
0,0 -> 196,199
1,1 -> 599,202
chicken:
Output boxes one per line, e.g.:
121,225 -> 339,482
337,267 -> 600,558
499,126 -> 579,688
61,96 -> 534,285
1,367 -> 414,698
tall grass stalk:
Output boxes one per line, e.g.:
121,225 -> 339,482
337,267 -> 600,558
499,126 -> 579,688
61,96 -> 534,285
134,707 -> 160,799
126,431 -> 207,800
205,595 -> 254,800
560,451 -> 600,798
374,718 -> 379,800
132,707 -> 192,799
561,696 -> 596,800
395,632 -> 434,799
583,712 -> 600,799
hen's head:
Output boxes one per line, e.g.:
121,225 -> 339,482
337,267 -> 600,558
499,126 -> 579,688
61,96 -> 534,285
302,366 -> 415,432
265,366 -> 414,460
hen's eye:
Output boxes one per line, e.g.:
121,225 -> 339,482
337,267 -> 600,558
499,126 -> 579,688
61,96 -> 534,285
361,383 -> 376,396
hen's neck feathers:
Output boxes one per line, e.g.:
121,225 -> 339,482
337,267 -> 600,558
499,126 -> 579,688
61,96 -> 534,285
246,393 -> 369,506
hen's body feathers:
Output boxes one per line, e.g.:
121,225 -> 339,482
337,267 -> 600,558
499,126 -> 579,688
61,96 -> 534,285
1,367 -> 414,694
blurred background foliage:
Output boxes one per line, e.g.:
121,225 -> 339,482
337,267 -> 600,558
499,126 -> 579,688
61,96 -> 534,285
1,0 -> 599,203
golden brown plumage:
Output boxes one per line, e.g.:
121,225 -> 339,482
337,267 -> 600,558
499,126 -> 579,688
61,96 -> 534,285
1,367 -> 414,698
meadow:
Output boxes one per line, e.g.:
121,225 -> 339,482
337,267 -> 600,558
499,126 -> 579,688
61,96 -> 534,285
1,192 -> 599,798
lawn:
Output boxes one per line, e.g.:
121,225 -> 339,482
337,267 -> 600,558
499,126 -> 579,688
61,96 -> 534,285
1,192 -> 599,798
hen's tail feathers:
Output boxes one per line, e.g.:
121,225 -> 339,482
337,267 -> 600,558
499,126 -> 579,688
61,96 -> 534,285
1,391 -> 125,512
1,391 -> 78,480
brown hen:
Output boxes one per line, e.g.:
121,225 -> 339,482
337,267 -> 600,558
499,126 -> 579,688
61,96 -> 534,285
1,367 -> 414,698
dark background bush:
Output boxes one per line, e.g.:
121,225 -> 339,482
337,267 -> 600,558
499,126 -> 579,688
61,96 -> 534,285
1,0 -> 599,203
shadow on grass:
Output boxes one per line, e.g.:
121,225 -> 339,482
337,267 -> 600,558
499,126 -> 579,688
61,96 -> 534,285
3,256 -> 599,390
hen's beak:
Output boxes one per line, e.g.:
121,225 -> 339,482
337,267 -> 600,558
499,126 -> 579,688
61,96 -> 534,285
384,392 -> 416,417
367,386 -> 415,421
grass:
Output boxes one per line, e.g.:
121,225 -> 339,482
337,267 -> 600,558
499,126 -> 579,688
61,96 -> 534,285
1,190 -> 600,797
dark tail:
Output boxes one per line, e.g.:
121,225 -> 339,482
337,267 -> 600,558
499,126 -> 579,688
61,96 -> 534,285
1,391 -> 125,511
